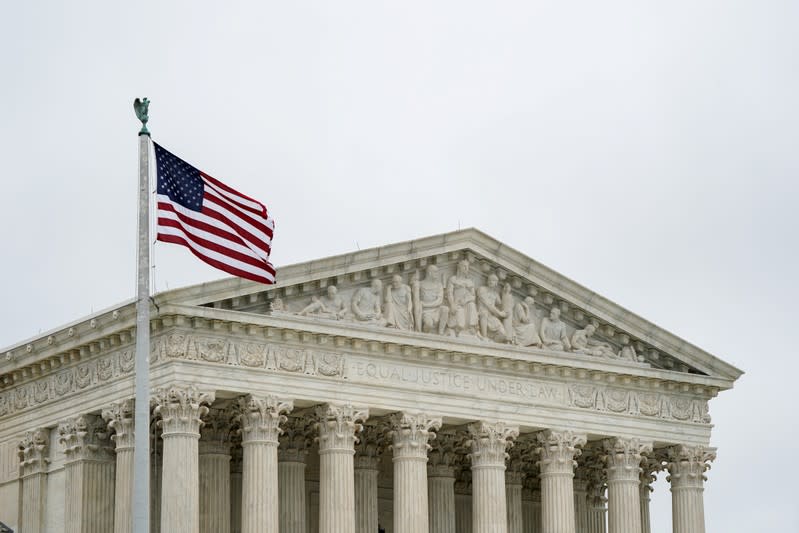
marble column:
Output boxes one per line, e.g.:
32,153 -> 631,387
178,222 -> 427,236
505,471 -> 524,533
278,416 -> 312,533
468,421 -> 519,533
354,425 -> 384,533
58,413 -> 116,533
573,479 -> 589,533
315,403 -> 369,533
455,467 -> 473,533
603,438 -> 652,533
199,407 -> 233,533
230,435 -> 243,533
18,429 -> 50,533
666,445 -> 716,533
103,400 -> 136,533
428,433 -> 458,533
152,385 -> 215,533
390,412 -> 442,533
640,455 -> 662,533
582,447 -> 607,533
535,429 -> 586,533
522,476 -> 542,533
235,394 -> 293,533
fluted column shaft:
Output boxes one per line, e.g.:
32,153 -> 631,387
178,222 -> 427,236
18,429 -> 50,533
585,504 -> 606,533
153,386 -> 215,533
429,473 -> 456,533
391,412 -> 442,533
573,479 -> 588,533
316,403 -> 369,533
603,438 -> 652,533
199,408 -> 233,533
536,430 -> 587,533
279,416 -> 311,533
354,425 -> 384,533
355,459 -> 380,533
667,445 -> 715,533
236,394 -> 293,533
103,401 -> 137,533
505,472 -> 523,533
59,414 -> 116,533
230,443 -> 243,533
199,446 -> 231,533
469,421 -> 519,533
456,492 -> 473,533
640,485 -> 652,533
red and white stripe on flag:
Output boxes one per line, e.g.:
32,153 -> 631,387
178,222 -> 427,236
153,142 -> 276,284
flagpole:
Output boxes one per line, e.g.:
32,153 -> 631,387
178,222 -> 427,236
133,97 -> 151,533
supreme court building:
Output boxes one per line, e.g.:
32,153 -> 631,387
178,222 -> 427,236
0,229 -> 742,533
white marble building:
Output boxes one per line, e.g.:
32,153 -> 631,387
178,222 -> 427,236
0,229 -> 742,533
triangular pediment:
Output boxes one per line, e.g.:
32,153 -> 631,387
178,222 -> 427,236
157,229 -> 742,383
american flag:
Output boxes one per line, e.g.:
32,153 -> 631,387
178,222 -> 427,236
153,142 -> 276,284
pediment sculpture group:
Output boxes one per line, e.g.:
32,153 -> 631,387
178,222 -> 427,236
272,260 -> 638,361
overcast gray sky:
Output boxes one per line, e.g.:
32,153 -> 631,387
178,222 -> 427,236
2,1 -> 797,530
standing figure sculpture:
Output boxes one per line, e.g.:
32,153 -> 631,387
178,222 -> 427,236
416,265 -> 450,335
539,307 -> 571,351
385,275 -> 414,331
571,324 -> 617,357
512,296 -> 542,347
447,260 -> 479,337
352,279 -> 386,325
476,274 -> 508,342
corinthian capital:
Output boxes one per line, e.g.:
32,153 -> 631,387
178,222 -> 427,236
535,429 -> 587,475
278,416 -> 313,462
389,412 -> 442,459
199,406 -> 235,454
18,428 -> 50,476
354,424 -> 386,469
102,399 -> 135,451
314,403 -> 369,453
152,385 -> 216,436
235,394 -> 293,445
666,445 -> 716,489
602,437 -> 653,482
58,414 -> 114,462
427,433 -> 460,477
467,421 -> 519,468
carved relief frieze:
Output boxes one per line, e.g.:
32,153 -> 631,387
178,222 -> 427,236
0,348 -> 135,420
567,384 -> 711,423
257,255 -> 674,369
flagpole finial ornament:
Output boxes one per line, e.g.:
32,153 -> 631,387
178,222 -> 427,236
133,97 -> 150,136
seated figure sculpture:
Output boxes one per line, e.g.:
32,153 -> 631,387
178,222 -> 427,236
298,285 -> 349,320
414,265 -> 449,335
447,260 -> 479,336
385,274 -> 414,331
512,295 -> 542,347
476,274 -> 508,342
352,279 -> 386,325
539,307 -> 571,351
571,324 -> 617,358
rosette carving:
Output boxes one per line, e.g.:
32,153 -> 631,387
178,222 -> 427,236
234,394 -> 293,445
18,428 -> 50,476
314,403 -> 369,452
535,429 -> 587,475
58,413 -> 114,462
389,411 -> 442,459
102,399 -> 135,450
666,445 -> 716,489
152,385 -> 216,436
467,421 -> 519,468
